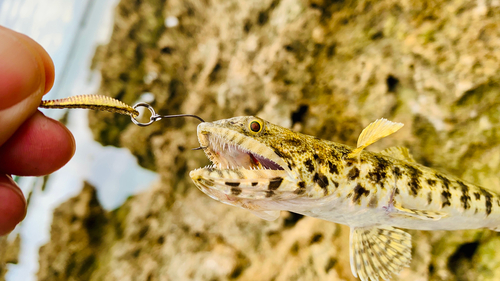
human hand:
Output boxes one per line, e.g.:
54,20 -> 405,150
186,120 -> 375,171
0,26 -> 76,235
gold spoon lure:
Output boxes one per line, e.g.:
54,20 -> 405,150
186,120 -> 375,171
39,94 -> 205,126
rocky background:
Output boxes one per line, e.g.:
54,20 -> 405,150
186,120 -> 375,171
7,0 -> 500,280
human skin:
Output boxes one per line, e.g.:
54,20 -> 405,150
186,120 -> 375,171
0,26 -> 76,235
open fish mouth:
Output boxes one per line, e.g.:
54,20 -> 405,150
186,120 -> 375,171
200,132 -> 285,171
191,120 -> 291,173
189,121 -> 298,201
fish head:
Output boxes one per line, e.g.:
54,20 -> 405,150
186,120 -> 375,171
189,116 -> 311,218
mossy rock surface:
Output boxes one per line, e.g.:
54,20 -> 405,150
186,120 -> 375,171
36,0 -> 500,280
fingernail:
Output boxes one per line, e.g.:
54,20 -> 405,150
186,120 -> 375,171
0,27 -> 44,110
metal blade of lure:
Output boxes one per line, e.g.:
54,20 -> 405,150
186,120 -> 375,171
40,94 -> 140,117
40,95 -> 206,149
40,95 -> 206,151
39,95 -> 205,126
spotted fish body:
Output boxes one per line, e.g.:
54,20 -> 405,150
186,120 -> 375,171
189,116 -> 500,281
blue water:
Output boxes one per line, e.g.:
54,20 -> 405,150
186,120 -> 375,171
0,0 -> 158,280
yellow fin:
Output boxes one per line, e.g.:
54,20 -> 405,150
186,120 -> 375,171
380,146 -> 416,163
349,118 -> 404,158
392,203 -> 447,221
350,225 -> 412,281
248,210 -> 280,221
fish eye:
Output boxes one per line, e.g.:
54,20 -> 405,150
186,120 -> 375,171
249,120 -> 263,133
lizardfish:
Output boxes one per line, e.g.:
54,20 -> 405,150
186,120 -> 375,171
190,117 -> 500,281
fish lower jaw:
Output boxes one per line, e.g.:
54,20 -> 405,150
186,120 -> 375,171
202,163 -> 279,171
189,164 -> 291,180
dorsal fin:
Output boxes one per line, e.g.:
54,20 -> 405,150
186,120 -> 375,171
380,146 -> 416,163
348,118 -> 404,158
350,225 -> 412,281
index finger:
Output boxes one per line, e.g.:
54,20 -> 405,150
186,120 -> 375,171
0,26 -> 55,146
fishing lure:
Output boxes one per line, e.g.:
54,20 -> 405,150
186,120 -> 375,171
189,116 -> 500,281
39,95 -> 204,126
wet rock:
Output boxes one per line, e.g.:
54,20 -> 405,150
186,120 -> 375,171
37,183 -> 107,281
39,0 -> 500,280
0,234 -> 20,280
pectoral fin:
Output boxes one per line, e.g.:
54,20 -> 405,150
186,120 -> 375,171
248,209 -> 281,221
488,226 -> 500,232
380,146 -> 416,163
391,203 -> 447,221
350,225 -> 412,281
349,119 -> 404,158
